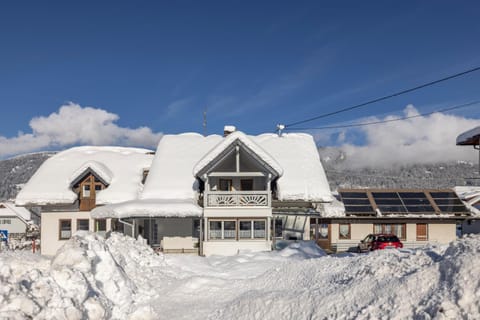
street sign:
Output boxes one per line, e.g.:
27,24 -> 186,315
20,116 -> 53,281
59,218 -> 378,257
0,230 -> 8,242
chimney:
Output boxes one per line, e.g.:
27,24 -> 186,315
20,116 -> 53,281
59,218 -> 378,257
223,125 -> 236,137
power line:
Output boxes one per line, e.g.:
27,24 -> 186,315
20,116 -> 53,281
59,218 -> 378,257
285,66 -> 480,128
285,100 -> 480,131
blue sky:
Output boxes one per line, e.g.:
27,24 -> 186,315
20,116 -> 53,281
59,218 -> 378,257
1,1 -> 480,158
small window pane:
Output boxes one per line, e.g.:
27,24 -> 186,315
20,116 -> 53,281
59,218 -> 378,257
429,192 -> 457,198
83,185 -> 91,197
339,224 -> 350,240
60,220 -> 72,240
239,221 -> 252,239
95,219 -> 106,232
224,221 -> 236,239
240,179 -> 253,191
77,219 -> 89,231
209,221 -> 222,239
254,220 -> 266,239
319,223 -> 328,239
398,192 -> 427,199
95,184 -> 102,191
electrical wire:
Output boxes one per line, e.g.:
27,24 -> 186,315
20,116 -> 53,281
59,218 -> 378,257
285,100 -> 480,131
285,66 -> 480,128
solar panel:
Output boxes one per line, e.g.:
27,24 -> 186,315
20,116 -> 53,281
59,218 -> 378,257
340,192 -> 368,199
344,205 -> 375,214
340,190 -> 469,215
342,198 -> 371,205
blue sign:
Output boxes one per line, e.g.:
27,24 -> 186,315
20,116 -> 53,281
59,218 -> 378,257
0,230 -> 7,242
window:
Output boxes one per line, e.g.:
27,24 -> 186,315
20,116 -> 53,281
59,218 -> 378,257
339,224 -> 351,240
0,219 -> 11,224
219,179 -> 233,191
95,219 -> 107,232
239,221 -> 252,239
240,179 -> 253,191
223,220 -> 236,239
253,220 -> 266,238
319,223 -> 329,239
77,219 -> 89,231
82,184 -> 91,198
209,221 -> 222,239
209,219 -> 266,240
59,220 -> 72,240
374,224 -> 406,240
416,223 -> 428,241
95,184 -> 103,191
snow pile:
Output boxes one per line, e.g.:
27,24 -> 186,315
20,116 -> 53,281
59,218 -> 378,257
1,233 -> 480,319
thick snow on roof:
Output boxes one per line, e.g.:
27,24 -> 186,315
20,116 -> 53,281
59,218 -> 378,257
16,146 -> 154,206
193,131 -> 283,177
142,132 -> 332,202
68,160 -> 113,185
0,202 -> 31,222
457,125 -> 480,145
255,133 -> 332,201
92,199 -> 202,218
141,133 -> 221,200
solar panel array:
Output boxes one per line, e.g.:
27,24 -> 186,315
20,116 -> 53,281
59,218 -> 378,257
339,190 -> 468,216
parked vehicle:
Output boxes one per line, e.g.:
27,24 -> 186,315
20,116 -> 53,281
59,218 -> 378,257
357,234 -> 403,252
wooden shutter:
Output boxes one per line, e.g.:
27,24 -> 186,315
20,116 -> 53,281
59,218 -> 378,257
416,223 -> 428,241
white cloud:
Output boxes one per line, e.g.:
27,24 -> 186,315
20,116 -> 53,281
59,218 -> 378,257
337,105 -> 480,168
0,103 -> 162,158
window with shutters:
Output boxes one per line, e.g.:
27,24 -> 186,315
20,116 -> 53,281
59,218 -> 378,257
416,223 -> 428,241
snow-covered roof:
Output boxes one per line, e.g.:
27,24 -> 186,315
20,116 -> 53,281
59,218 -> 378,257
0,202 -> 31,222
92,199 -> 202,218
142,132 -> 332,202
457,126 -> 480,145
16,146 -> 154,206
193,131 -> 283,178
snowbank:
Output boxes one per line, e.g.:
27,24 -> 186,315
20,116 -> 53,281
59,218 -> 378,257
1,233 -> 479,319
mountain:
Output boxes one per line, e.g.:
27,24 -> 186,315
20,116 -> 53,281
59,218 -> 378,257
319,147 -> 479,191
0,148 -> 477,201
0,152 -> 55,201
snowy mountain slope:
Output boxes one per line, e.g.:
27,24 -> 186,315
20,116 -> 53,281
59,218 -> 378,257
319,147 -> 478,190
0,232 -> 479,319
0,152 -> 54,201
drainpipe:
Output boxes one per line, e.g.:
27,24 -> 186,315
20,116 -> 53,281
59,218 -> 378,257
119,218 -> 134,237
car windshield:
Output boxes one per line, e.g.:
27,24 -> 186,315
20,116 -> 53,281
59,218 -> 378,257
377,235 -> 400,242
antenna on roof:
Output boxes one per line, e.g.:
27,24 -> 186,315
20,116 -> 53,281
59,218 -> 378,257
203,107 -> 207,136
276,124 -> 285,137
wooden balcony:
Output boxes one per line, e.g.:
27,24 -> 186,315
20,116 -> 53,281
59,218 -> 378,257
205,191 -> 271,207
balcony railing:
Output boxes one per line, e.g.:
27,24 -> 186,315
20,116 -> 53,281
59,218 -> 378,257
205,191 -> 271,207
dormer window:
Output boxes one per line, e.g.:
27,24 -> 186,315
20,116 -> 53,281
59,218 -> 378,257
72,171 -> 108,211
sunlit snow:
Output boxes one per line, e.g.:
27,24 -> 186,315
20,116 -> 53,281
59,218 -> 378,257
1,232 -> 479,319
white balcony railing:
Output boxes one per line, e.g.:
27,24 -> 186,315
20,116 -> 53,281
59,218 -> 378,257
205,191 -> 270,207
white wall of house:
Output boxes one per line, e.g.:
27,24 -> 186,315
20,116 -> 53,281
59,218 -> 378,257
203,240 -> 271,256
326,221 -> 457,252
40,211 -> 112,256
0,216 -> 27,235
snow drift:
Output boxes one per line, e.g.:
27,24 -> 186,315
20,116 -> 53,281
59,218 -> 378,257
1,233 -> 479,319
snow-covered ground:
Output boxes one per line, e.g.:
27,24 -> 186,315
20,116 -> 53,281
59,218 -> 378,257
1,232 -> 479,320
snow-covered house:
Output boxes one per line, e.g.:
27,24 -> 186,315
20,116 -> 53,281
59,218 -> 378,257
92,129 -> 333,256
314,188 -> 471,252
455,186 -> 480,234
15,147 -> 154,255
0,201 -> 36,240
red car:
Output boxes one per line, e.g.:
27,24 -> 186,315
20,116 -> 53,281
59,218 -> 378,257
357,234 -> 403,252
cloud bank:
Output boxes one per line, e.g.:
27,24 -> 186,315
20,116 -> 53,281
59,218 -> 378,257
336,105 -> 480,168
0,103 -> 162,158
